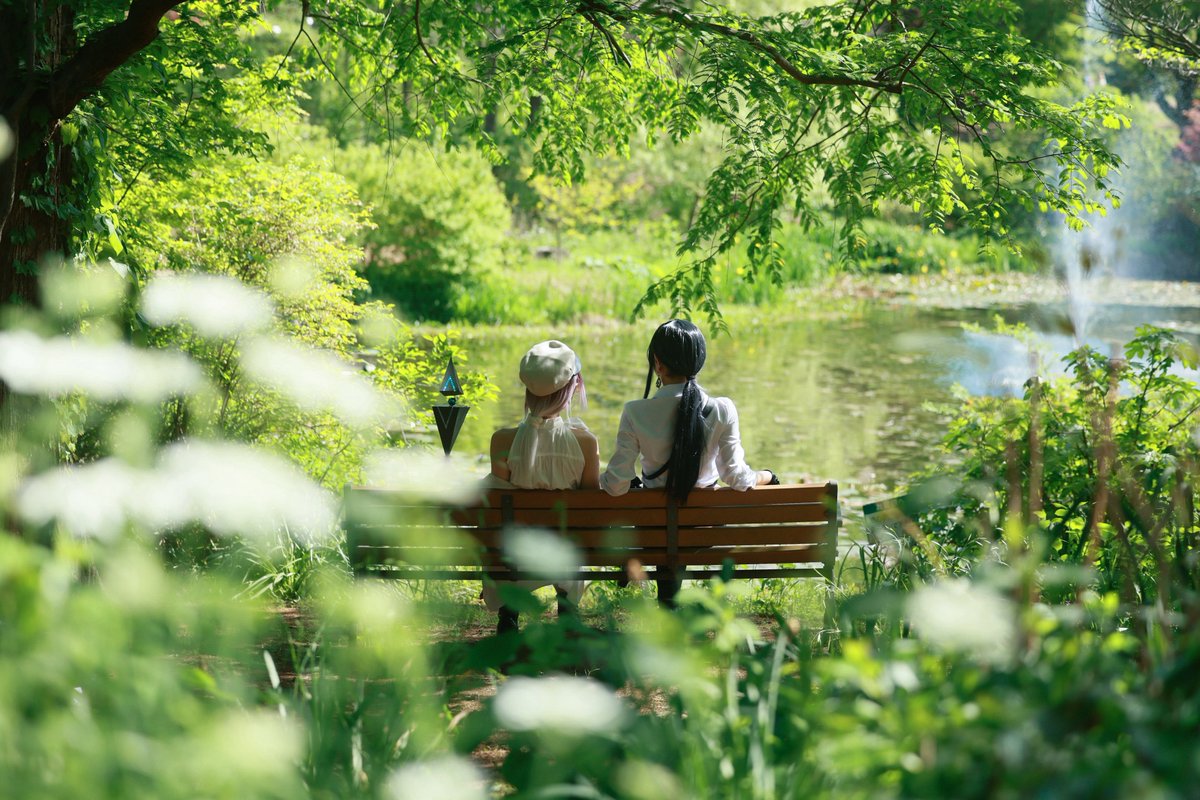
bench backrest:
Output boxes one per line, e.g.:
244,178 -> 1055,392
344,482 -> 838,581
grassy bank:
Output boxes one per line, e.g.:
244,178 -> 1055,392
451,219 -> 1034,325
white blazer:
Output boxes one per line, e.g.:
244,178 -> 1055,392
600,383 -> 758,496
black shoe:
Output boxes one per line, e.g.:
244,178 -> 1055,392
656,572 -> 682,609
497,605 -> 519,635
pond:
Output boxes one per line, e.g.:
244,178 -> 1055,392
448,286 -> 1200,518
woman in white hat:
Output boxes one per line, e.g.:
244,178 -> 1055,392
489,339 -> 599,490
485,340 -> 598,633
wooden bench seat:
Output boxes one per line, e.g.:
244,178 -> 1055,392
344,482 -> 839,586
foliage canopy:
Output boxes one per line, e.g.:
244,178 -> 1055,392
3,0 -> 1125,318
1096,0 -> 1199,128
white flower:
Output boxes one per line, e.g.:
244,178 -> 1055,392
16,441 -> 337,543
268,257 -> 318,302
503,526 -> 581,581
141,273 -> 274,337
242,337 -> 396,427
42,262 -> 126,317
0,330 -> 202,402
152,440 -> 337,543
907,578 -> 1016,664
363,449 -> 481,505
0,118 -> 11,160
16,459 -> 142,540
385,756 -> 487,800
495,675 -> 627,735
883,661 -> 920,693
202,712 -> 303,777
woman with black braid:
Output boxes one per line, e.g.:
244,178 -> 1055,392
600,319 -> 777,605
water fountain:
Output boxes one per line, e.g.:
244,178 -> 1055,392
1057,0 -> 1123,347
947,4 -> 1130,399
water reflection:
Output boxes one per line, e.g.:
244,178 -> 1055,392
946,302 -> 1200,396
450,301 -> 1200,510
454,308 -> 968,508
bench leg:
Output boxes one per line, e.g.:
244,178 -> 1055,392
656,570 -> 682,609
497,605 -> 519,635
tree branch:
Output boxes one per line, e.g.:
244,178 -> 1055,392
588,0 -> 910,93
892,28 -> 940,87
270,0 -> 310,82
302,28 -> 379,129
414,0 -> 439,68
579,7 -> 632,68
1097,0 -> 1200,63
48,0 -> 183,121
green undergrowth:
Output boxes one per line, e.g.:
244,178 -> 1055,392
15,257 -> 1200,798
332,574 -> 830,636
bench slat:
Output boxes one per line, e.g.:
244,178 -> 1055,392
671,545 -> 833,566
446,502 -> 829,529
351,522 -> 829,550
350,483 -> 833,511
352,543 -> 833,569
449,507 -> 666,527
356,566 -> 829,581
489,484 -> 832,508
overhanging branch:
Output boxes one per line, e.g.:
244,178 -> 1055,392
588,0 -> 909,93
1,0 -> 180,244
49,0 -> 183,120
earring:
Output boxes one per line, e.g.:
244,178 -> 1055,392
655,376 -> 662,389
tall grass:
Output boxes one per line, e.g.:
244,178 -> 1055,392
457,219 -> 1030,325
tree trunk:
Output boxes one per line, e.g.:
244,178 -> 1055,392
1156,74 -> 1199,130
0,131 -> 70,306
0,2 -> 77,305
0,0 -> 182,304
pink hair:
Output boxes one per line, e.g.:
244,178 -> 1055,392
524,372 -> 585,418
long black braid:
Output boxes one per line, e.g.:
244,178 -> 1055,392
643,320 -> 708,503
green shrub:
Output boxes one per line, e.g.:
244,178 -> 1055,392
531,162 -> 648,238
122,154 -> 494,491
453,226 -> 674,324
821,583 -> 1200,799
0,538 -> 308,800
839,219 -> 1022,276
343,143 -> 513,322
0,265 -> 481,796
894,325 -> 1200,606
451,216 -> 1028,324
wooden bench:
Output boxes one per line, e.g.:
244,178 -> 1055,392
343,482 -> 839,606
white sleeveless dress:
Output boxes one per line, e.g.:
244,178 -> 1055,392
481,413 -> 589,611
509,414 -> 587,488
